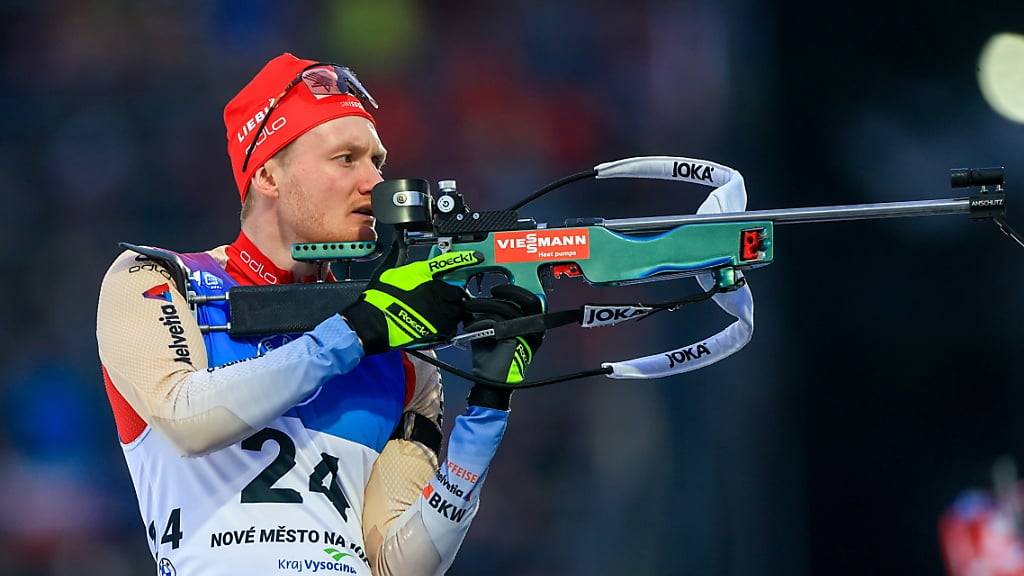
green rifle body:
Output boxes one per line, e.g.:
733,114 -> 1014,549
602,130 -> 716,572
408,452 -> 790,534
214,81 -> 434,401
428,221 -> 775,297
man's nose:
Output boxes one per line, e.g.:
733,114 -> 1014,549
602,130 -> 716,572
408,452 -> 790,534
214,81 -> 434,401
357,161 -> 384,195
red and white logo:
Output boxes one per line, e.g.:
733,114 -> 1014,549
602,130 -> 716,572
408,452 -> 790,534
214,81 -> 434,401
493,228 -> 591,263
238,249 -> 279,284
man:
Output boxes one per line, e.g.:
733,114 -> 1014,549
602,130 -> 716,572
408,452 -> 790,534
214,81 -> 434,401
95,53 -> 542,576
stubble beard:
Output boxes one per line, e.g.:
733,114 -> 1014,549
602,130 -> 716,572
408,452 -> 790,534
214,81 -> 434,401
281,175 -> 375,244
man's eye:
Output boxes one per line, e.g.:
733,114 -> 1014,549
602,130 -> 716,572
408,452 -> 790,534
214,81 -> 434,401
337,154 -> 352,164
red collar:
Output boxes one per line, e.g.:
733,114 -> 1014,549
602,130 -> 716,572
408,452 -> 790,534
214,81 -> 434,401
225,232 -> 334,285
225,231 -> 294,286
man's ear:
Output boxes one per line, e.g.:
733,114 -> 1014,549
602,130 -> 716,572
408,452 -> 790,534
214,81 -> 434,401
249,160 -> 283,201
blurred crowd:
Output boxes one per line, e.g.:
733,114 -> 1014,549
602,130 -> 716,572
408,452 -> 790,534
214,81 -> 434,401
1,1 -> 1022,575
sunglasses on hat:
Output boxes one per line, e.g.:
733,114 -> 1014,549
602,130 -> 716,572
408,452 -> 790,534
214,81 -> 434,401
241,63 -> 379,173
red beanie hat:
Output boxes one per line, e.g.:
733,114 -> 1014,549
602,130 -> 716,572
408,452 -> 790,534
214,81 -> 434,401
224,53 -> 377,201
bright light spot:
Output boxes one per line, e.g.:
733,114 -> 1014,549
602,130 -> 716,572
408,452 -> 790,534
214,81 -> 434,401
979,33 -> 1024,124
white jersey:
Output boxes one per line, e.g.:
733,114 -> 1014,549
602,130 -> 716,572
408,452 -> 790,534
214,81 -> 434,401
124,412 -> 374,576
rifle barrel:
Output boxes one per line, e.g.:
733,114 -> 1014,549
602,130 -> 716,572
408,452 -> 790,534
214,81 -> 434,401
601,198 -> 972,232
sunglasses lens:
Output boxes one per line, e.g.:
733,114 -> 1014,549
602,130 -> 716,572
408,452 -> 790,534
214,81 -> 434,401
300,65 -> 379,109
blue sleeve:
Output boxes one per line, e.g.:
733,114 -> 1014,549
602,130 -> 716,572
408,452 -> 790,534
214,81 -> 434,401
182,314 -> 365,436
407,404 -> 509,574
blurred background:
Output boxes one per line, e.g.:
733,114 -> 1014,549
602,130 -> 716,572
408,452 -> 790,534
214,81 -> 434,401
1,0 -> 1023,574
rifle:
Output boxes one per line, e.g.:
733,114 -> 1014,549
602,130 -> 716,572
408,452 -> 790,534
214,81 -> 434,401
123,157 -> 1021,387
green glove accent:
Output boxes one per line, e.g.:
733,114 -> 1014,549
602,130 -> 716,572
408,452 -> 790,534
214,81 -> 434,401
376,250 -> 483,291
361,289 -> 437,344
343,250 -> 484,354
505,337 -> 533,384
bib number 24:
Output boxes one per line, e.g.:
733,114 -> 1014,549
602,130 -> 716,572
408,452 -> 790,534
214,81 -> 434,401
240,428 -> 350,521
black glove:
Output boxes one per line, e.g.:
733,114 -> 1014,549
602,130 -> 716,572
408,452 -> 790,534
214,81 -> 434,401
464,285 -> 545,410
343,251 -> 482,355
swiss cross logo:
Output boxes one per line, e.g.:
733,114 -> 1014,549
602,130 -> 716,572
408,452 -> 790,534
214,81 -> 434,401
493,228 -> 591,263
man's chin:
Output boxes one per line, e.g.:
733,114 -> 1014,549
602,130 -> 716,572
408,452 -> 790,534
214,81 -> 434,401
305,224 -> 376,244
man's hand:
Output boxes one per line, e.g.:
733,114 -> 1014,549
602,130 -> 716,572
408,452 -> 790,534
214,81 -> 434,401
343,251 -> 483,355
464,285 -> 545,410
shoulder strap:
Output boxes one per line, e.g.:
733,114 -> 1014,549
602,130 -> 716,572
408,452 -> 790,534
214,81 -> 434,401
390,411 -> 442,457
119,242 -> 229,297
119,242 -> 191,296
